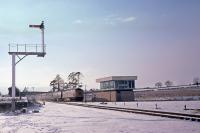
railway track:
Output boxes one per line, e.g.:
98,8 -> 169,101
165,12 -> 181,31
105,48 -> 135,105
64,102 -> 200,122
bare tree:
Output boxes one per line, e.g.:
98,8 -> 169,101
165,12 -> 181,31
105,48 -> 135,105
155,82 -> 162,88
193,77 -> 200,86
23,87 -> 29,92
50,74 -> 64,92
67,72 -> 83,89
63,82 -> 69,90
165,80 -> 173,87
50,79 -> 57,92
8,87 -> 20,97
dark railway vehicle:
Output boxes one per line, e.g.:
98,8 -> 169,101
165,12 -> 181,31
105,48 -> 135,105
32,88 -> 84,102
62,88 -> 84,101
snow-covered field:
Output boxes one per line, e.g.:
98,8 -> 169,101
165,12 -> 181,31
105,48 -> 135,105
0,102 -> 200,133
85,101 -> 200,115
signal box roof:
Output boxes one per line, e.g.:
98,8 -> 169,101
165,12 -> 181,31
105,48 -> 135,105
96,76 -> 137,83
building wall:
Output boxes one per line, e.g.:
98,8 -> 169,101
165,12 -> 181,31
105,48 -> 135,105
118,91 -> 135,101
134,87 -> 200,101
93,90 -> 117,102
85,90 -> 135,102
86,87 -> 200,102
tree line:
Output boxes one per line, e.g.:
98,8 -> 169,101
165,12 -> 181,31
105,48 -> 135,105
155,77 -> 200,88
49,72 -> 83,92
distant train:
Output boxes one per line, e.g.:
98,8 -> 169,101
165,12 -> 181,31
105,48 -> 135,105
32,88 -> 84,102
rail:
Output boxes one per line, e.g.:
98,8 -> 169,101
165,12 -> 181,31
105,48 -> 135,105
64,103 -> 200,122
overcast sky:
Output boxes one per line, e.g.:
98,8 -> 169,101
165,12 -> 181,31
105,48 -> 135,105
0,0 -> 200,94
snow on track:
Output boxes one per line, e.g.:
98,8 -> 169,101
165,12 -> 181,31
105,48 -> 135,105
0,102 -> 200,133
85,101 -> 200,115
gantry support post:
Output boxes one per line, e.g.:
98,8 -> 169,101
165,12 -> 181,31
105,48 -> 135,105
11,54 -> 16,112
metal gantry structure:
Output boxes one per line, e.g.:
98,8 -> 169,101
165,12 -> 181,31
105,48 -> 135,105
8,21 -> 46,112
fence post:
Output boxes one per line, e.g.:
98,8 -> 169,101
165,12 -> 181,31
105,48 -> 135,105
155,103 -> 158,109
184,105 -> 187,110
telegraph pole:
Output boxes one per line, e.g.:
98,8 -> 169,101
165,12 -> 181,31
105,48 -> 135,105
85,85 -> 86,103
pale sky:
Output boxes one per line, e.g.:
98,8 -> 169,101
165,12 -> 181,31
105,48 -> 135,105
0,0 -> 200,94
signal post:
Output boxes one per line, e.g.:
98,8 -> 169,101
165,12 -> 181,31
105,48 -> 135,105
8,21 -> 46,112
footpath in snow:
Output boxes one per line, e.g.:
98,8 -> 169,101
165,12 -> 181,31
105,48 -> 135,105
0,102 -> 200,133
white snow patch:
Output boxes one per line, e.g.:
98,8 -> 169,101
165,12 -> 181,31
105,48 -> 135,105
0,102 -> 200,133
85,101 -> 200,115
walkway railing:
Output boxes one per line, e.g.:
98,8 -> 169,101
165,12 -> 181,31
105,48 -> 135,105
8,43 -> 46,54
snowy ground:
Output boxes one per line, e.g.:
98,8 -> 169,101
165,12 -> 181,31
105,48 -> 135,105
0,102 -> 200,133
84,101 -> 200,115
